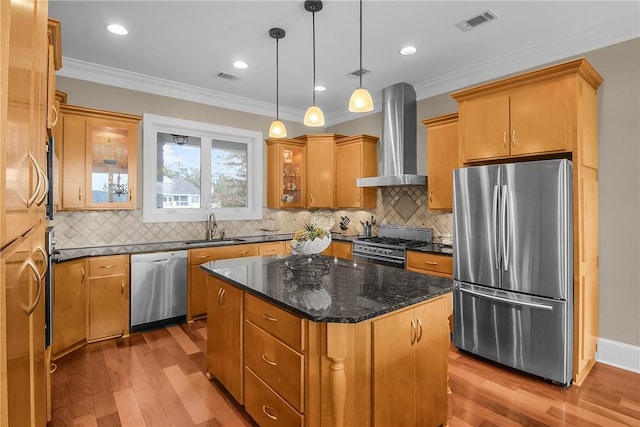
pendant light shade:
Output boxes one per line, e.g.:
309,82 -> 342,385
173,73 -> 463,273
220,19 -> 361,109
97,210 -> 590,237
303,1 -> 324,127
349,0 -> 373,113
268,27 -> 287,138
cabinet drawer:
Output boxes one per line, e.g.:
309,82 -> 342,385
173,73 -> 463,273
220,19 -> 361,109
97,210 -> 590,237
244,367 -> 303,427
406,252 -> 452,277
245,321 -> 304,412
245,293 -> 303,351
189,244 -> 258,266
88,255 -> 128,276
258,242 -> 285,256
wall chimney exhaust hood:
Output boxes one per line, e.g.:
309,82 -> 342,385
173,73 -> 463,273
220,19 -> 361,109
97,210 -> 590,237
357,82 -> 427,187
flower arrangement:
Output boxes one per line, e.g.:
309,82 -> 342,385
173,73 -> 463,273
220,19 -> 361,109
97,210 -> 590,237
290,224 -> 331,255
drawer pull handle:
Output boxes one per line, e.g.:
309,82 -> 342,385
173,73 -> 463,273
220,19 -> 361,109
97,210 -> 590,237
197,255 -> 209,259
262,354 -> 277,366
100,264 -> 117,269
239,251 -> 249,255
416,317 -> 423,343
425,261 -> 438,266
263,313 -> 278,322
262,405 -> 278,421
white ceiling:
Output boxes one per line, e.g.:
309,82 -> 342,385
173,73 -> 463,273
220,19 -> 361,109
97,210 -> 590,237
49,1 -> 639,125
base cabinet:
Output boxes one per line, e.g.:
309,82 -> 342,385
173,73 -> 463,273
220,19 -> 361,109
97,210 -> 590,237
406,251 -> 452,278
330,241 -> 352,260
372,295 -> 450,427
207,276 -> 244,403
87,255 -> 129,341
52,258 -> 87,358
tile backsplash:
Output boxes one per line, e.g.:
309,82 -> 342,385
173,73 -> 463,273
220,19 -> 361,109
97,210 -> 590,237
49,186 -> 452,248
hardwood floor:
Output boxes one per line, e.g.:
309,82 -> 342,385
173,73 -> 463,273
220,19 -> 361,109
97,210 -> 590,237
50,320 -> 640,427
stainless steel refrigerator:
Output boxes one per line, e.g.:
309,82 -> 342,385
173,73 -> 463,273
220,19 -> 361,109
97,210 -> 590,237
452,159 -> 573,386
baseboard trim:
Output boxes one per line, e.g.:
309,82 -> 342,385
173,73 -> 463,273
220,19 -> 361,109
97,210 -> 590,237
596,337 -> 640,373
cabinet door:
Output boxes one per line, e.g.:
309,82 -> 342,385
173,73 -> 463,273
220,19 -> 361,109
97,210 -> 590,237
372,308 -> 416,426
426,116 -> 458,210
331,241 -> 352,260
335,143 -> 362,208
85,119 -> 137,209
307,137 -> 334,208
510,78 -> 569,156
460,93 -> 510,162
258,241 -> 285,256
189,264 -> 209,319
207,276 -> 243,403
52,259 -> 87,356
87,275 -> 126,340
61,115 -> 86,209
266,140 -> 306,209
2,238 -> 34,427
414,297 -> 450,427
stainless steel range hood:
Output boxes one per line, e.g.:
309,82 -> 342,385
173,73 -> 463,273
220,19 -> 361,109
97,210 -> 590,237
357,82 -> 427,187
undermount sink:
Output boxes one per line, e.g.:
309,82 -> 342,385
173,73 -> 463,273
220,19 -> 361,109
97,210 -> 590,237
184,238 -> 245,245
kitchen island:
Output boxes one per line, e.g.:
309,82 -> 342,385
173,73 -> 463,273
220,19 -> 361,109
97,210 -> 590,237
201,255 -> 453,427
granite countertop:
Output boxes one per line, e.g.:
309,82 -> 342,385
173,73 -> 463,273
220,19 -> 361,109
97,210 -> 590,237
54,232 -> 360,262
201,255 -> 453,324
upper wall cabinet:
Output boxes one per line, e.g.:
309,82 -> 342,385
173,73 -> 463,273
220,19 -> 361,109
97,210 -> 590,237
335,135 -> 378,209
422,113 -> 459,211
299,133 -> 345,209
452,59 -> 603,163
266,138 -> 307,209
59,104 -> 141,210
46,19 -> 62,133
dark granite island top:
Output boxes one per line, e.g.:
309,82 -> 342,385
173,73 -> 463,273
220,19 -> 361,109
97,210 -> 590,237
200,254 -> 453,323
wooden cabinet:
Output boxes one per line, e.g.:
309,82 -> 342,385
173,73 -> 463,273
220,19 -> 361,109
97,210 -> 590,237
87,255 -> 129,341
258,241 -> 288,256
454,62 -> 588,163
301,133 -> 344,208
207,276 -> 244,403
266,138 -> 307,209
52,258 -> 87,358
335,135 -> 377,209
1,226 -> 48,427
58,104 -> 141,210
452,58 -> 603,385
244,293 -> 305,424
422,113 -> 459,211
372,295 -> 450,427
330,241 -> 353,260
46,19 -> 62,133
406,251 -> 453,279
188,243 -> 258,320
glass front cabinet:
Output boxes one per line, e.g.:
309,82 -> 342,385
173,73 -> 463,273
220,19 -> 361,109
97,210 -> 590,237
59,104 -> 141,210
266,138 -> 306,209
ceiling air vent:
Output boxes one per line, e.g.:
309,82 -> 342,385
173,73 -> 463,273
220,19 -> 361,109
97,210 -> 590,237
347,68 -> 371,79
216,71 -> 239,81
455,9 -> 499,32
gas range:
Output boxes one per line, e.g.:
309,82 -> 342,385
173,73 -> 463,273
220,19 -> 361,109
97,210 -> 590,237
352,225 -> 432,268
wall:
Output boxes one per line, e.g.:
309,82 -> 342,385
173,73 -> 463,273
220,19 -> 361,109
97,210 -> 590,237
54,38 -> 639,351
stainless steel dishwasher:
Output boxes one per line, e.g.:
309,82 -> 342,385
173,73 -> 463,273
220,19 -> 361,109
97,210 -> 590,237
130,250 -> 188,332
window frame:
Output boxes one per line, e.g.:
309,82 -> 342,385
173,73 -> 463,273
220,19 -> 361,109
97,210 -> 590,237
142,113 -> 263,223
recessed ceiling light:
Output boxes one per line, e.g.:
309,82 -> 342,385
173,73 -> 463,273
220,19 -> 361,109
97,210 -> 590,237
314,85 -> 326,92
399,46 -> 417,56
107,24 -> 128,36
233,61 -> 248,69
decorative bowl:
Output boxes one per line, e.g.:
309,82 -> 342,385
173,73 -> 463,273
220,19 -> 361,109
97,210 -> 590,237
290,235 -> 331,256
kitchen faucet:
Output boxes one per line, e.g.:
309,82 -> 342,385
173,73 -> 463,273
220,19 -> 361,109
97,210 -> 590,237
206,212 -> 217,240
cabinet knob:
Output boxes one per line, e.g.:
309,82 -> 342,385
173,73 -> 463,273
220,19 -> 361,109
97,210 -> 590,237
78,187 -> 82,202
121,280 -> 125,295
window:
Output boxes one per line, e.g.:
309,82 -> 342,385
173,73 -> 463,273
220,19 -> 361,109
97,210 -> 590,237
142,114 -> 263,223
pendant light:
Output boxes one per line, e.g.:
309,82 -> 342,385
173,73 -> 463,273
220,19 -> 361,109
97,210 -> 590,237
303,1 -> 325,127
349,0 -> 373,112
268,27 -> 287,138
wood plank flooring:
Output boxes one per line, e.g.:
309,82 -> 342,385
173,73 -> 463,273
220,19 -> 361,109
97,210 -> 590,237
50,320 -> 640,426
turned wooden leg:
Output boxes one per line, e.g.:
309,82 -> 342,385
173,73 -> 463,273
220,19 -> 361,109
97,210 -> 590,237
327,323 -> 348,427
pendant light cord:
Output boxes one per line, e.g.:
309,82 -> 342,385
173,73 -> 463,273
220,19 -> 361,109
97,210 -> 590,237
312,11 -> 317,106
276,37 -> 280,120
359,0 -> 363,88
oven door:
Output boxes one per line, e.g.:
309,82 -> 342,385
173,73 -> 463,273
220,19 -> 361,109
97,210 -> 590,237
353,252 -> 405,269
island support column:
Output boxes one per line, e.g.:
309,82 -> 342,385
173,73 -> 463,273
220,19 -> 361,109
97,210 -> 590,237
326,323 -> 348,427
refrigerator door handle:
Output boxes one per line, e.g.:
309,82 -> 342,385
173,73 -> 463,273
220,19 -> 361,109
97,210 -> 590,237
501,184 -> 509,271
459,287 -> 554,311
492,184 -> 500,270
